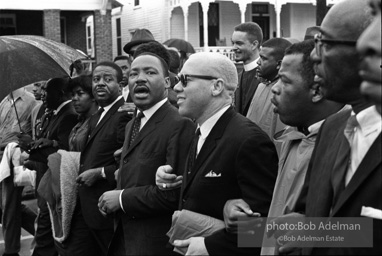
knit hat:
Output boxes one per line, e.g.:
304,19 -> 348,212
123,29 -> 155,54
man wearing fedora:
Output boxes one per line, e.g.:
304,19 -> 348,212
123,29 -> 155,60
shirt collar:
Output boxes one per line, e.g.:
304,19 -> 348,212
198,105 -> 230,140
8,88 -> 27,101
243,57 -> 260,72
353,105 -> 382,136
53,100 -> 71,115
139,98 -> 167,121
101,95 -> 123,114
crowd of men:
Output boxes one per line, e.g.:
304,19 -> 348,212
0,0 -> 380,255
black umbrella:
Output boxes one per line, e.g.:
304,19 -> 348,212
0,35 -> 87,102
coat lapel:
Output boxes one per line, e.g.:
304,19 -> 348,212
87,98 -> 124,144
182,107 -> 236,194
331,133 -> 382,216
122,102 -> 171,158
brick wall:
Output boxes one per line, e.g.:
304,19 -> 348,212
62,11 -> 87,54
43,9 -> 61,42
94,9 -> 112,63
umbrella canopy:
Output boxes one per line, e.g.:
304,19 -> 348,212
163,38 -> 195,54
0,35 -> 87,101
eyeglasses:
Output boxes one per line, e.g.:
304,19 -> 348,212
314,33 -> 357,57
177,74 -> 218,87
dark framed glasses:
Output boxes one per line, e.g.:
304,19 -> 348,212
177,74 -> 218,87
314,33 -> 357,57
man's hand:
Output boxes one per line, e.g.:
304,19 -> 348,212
114,147 -> 123,164
155,165 -> 182,190
17,133 -> 33,151
266,212 -> 305,254
30,138 -> 53,150
174,237 -> 208,256
98,190 -> 122,217
223,199 -> 261,234
118,102 -> 136,116
76,168 -> 103,187
114,168 -> 120,181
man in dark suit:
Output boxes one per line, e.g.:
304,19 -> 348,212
232,22 -> 263,116
157,52 -> 278,255
65,62 -> 130,256
98,52 -> 195,255
272,1 -> 381,255
25,77 -> 78,256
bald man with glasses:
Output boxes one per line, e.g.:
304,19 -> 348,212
156,52 -> 278,255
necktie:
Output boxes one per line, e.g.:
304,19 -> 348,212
89,107 -> 104,135
344,115 -> 359,186
187,128 -> 201,175
129,111 -> 144,147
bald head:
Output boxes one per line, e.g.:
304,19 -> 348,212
185,52 -> 238,93
321,0 -> 372,40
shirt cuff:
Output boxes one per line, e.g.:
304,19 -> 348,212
100,167 -> 106,178
119,189 -> 125,213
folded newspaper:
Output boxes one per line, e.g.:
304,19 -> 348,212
167,209 -> 225,255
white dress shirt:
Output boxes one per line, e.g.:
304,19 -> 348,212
345,106 -> 382,185
197,105 -> 230,156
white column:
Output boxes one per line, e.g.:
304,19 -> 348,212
200,1 -> 210,52
238,1 -> 247,23
274,3 -> 282,37
181,5 -> 189,41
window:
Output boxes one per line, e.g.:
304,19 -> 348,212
134,0 -> 140,7
0,14 -> 16,35
87,26 -> 92,50
60,17 -> 66,44
116,18 -> 122,56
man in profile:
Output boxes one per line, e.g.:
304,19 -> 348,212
232,22 -> 263,116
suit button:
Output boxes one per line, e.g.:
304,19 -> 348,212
182,199 -> 186,203
123,160 -> 127,164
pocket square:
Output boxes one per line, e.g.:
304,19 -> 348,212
360,206 -> 382,220
205,170 -> 221,177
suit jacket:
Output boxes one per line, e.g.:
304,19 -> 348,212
29,102 -> 78,164
234,69 -> 260,116
303,109 -> 382,255
78,98 -> 130,230
180,107 -> 278,255
112,101 -> 195,255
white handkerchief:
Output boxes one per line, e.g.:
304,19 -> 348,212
360,206 -> 382,220
13,166 -> 36,188
205,170 -> 221,177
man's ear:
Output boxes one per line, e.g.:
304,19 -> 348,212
251,40 -> 259,51
311,83 -> 323,103
276,60 -> 282,70
211,79 -> 224,96
164,76 -> 170,89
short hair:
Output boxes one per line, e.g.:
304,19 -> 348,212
69,59 -> 85,77
46,77 -> 71,97
93,61 -> 123,83
134,52 -> 170,77
113,55 -> 130,64
234,22 -> 263,46
284,39 -> 315,87
68,74 -> 93,97
167,49 -> 181,74
33,81 -> 46,87
262,38 -> 292,61
134,41 -> 171,68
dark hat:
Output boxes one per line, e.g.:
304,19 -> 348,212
123,29 -> 155,54
304,26 -> 320,40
